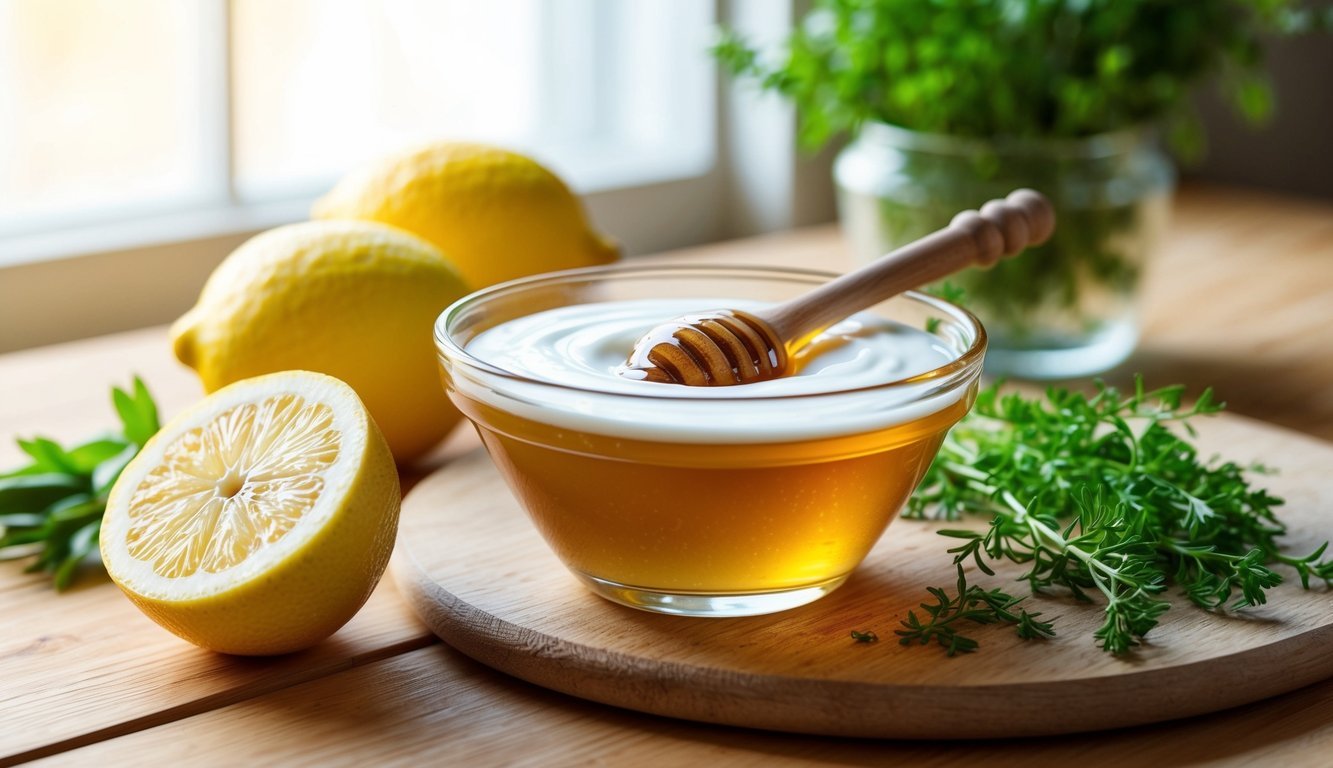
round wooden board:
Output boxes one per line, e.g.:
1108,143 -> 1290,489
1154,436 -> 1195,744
391,414 -> 1333,739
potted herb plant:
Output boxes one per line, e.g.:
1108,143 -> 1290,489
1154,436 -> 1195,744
715,0 -> 1326,378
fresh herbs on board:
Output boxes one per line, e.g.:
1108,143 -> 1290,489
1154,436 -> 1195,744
0,379 -> 159,589
894,378 -> 1333,656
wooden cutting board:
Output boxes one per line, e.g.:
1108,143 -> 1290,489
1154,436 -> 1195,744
391,413 -> 1333,739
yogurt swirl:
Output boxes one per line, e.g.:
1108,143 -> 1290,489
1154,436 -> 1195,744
452,298 -> 974,443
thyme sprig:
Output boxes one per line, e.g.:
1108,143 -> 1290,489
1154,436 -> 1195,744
895,562 -> 1054,656
900,378 -> 1333,655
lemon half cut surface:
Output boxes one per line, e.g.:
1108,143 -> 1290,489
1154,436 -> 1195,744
101,371 -> 401,656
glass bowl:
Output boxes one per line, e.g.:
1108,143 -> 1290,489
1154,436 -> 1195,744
434,264 -> 985,617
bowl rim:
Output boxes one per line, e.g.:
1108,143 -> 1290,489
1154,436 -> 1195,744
433,263 -> 986,402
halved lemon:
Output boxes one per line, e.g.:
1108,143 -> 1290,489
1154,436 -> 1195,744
101,371 -> 400,655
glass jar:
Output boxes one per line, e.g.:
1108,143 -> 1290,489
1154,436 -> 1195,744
836,122 -> 1174,379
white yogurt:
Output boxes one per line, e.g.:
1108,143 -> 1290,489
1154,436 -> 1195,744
452,298 -> 974,443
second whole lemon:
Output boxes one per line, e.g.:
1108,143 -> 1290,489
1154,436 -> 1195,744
170,221 -> 469,464
312,142 -> 619,289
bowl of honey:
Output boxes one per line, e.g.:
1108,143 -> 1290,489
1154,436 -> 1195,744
434,264 -> 985,617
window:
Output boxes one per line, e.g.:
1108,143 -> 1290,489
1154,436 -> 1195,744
0,1 -> 832,353
0,1 -> 218,238
0,0 -> 716,262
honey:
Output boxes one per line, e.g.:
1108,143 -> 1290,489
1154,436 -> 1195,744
435,267 -> 986,616
451,392 -> 971,594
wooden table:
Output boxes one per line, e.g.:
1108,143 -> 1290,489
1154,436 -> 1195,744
2,184 -> 1331,766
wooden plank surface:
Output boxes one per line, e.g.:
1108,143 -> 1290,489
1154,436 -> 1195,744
34,643 -> 1333,767
0,184 -> 1330,765
0,576 -> 431,765
389,414 -> 1333,740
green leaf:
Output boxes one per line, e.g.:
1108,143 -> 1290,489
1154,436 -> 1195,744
54,521 -> 100,591
17,437 -> 80,474
48,494 -> 100,523
112,377 -> 160,448
0,463 -> 47,479
0,512 -> 46,528
67,437 -> 131,474
92,443 -> 139,496
1233,76 -> 1274,124
1,378 -> 160,589
0,473 -> 87,515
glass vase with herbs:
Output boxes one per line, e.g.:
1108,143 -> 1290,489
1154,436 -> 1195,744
715,0 -> 1327,378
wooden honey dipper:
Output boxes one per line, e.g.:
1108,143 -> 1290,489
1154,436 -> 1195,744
620,189 -> 1055,386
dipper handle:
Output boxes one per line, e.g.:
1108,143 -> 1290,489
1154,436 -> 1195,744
621,189 -> 1055,386
757,189 -> 1055,344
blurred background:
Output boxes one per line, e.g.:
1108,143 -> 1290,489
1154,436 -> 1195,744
1,0 -> 1329,353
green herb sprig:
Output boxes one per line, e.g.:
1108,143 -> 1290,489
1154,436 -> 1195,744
896,562 -> 1055,656
900,378 -> 1333,655
0,378 -> 159,589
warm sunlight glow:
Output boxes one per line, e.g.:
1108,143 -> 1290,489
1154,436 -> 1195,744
231,0 -> 543,196
0,0 -> 208,228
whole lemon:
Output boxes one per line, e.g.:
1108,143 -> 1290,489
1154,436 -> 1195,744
312,141 -> 619,289
170,221 -> 468,464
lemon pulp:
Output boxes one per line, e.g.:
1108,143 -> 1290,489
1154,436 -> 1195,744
125,394 -> 340,578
